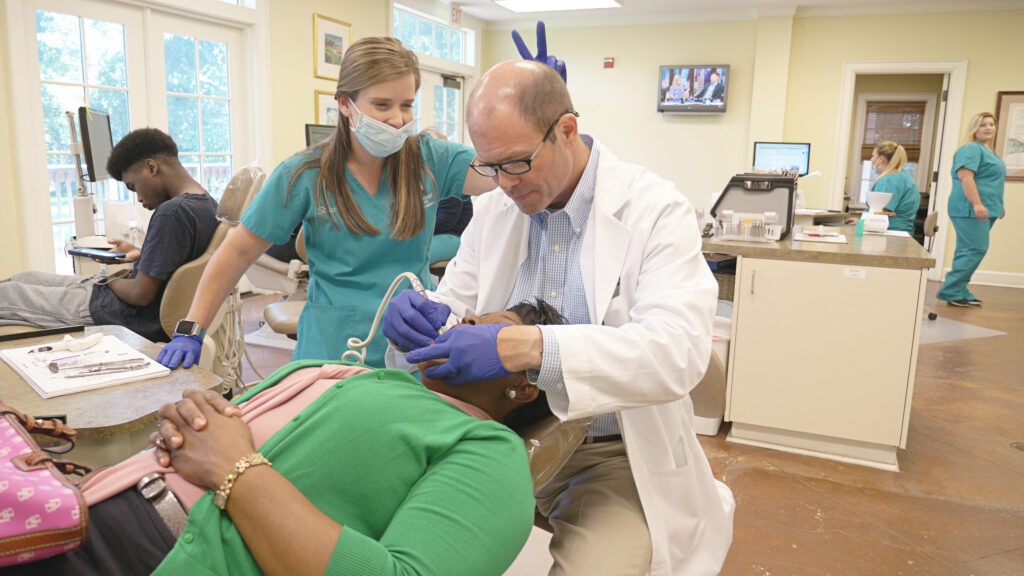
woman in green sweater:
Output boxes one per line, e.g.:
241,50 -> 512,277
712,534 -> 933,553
11,300 -> 564,576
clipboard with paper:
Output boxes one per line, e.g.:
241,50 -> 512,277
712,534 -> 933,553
0,333 -> 169,399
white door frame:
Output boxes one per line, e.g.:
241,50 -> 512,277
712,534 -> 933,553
832,60 -> 967,282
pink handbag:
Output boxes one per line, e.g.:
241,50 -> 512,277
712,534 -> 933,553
0,402 -> 90,567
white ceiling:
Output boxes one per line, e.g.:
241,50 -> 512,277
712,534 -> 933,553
453,0 -> 1024,27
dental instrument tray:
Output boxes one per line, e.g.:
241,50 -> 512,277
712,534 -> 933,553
710,173 -> 796,240
713,211 -> 783,242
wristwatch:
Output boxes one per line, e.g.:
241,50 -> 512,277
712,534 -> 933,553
173,319 -> 206,340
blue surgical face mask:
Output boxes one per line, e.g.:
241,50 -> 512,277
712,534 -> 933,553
349,103 -> 417,157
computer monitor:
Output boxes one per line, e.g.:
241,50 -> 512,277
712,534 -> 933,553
752,142 -> 811,177
305,124 -> 335,147
79,106 -> 113,182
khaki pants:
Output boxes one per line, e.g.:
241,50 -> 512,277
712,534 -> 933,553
535,440 -> 652,576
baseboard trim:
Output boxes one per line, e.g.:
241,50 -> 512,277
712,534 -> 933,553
969,270 -> 1024,289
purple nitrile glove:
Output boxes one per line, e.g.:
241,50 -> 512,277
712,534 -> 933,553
382,289 -> 452,352
406,324 -> 511,386
512,21 -> 567,83
157,334 -> 203,369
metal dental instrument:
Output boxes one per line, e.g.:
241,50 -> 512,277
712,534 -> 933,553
62,362 -> 150,378
52,358 -> 148,375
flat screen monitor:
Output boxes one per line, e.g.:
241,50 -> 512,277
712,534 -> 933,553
657,65 -> 729,114
752,142 -> 811,176
305,124 -> 335,147
79,106 -> 113,182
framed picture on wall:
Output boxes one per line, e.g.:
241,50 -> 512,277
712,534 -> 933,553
313,14 -> 351,81
995,91 -> 1024,181
316,90 -> 339,126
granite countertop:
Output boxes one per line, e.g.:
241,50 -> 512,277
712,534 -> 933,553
0,325 -> 221,439
703,226 -> 935,270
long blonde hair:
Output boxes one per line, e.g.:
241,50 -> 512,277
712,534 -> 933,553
873,141 -> 908,180
288,37 -> 431,238
960,112 -> 996,150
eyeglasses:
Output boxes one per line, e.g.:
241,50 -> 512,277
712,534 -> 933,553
470,110 -> 579,177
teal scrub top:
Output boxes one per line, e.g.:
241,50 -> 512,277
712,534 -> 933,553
242,133 -> 474,366
948,142 -> 1006,218
871,170 -> 921,234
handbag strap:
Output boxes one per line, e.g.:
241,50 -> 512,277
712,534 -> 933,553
0,401 -> 78,449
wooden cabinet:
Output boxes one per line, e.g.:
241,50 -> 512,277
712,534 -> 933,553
725,256 -> 928,470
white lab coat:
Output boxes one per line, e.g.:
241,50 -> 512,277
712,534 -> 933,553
435,140 -> 734,575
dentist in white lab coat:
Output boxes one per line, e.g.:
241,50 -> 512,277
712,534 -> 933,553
386,60 -> 733,575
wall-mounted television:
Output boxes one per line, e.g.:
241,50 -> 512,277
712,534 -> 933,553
752,141 -> 811,176
657,65 -> 729,114
79,106 -> 113,182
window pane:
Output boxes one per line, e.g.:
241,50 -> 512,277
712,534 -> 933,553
88,88 -> 130,142
84,18 -> 127,88
203,155 -> 232,199
180,154 -> 201,181
449,29 -> 463,63
415,20 -> 433,54
167,96 -> 200,152
199,40 -> 229,97
435,26 -> 449,59
41,84 -> 85,152
164,34 -> 197,94
36,11 -> 83,83
398,12 -> 416,48
201,99 -> 231,153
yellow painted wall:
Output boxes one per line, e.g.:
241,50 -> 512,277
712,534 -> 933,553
483,21 -> 758,213
0,6 -> 26,277
786,10 -> 1023,277
265,0 -> 388,165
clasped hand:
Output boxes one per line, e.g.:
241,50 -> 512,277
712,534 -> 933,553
406,323 -> 512,386
150,388 -> 249,490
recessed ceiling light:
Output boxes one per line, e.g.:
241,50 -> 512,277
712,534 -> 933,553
495,0 -> 622,13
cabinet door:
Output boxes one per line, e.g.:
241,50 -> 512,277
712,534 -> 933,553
728,258 -> 922,446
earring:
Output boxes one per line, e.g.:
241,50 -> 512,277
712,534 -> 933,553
505,388 -> 517,400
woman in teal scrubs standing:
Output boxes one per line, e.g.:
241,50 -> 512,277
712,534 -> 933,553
937,112 -> 1006,307
869,141 -> 921,235
160,37 -> 493,369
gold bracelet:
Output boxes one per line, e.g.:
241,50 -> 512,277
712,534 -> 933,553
214,453 -> 271,510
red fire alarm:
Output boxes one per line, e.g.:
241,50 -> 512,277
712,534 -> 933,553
603,57 -> 615,69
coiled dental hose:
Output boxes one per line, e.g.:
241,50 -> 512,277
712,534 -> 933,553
341,272 -> 428,364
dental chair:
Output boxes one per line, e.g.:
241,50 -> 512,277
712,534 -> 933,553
261,228 -> 308,339
159,166 -> 265,393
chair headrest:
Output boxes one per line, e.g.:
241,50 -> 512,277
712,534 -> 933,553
218,166 -> 266,223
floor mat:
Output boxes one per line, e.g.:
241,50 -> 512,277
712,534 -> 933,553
919,316 -> 1006,345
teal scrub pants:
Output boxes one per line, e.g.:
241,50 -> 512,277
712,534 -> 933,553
936,216 -> 996,302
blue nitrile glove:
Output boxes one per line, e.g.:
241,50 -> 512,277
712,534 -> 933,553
383,289 -> 452,352
157,335 -> 203,369
512,21 -> 567,82
406,324 -> 511,386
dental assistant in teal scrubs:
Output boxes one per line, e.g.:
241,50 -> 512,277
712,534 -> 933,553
869,141 -> 921,235
937,112 -> 1006,307
158,37 -> 493,370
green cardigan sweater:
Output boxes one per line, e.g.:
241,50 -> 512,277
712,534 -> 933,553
153,361 -> 535,575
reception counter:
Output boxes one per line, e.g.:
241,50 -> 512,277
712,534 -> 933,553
703,229 -> 935,471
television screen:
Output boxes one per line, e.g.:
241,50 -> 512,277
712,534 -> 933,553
79,106 -> 113,182
305,124 -> 335,147
752,142 -> 811,176
657,65 -> 729,114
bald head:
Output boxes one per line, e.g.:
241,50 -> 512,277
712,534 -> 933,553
468,61 -> 573,137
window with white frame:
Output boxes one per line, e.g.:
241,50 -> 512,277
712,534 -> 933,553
392,4 -> 474,143
15,0 -> 255,273
392,5 -> 470,66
